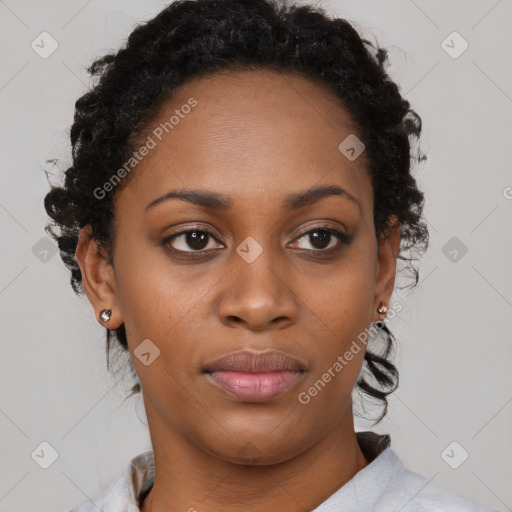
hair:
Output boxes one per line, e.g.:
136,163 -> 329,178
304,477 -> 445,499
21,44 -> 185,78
44,0 -> 428,424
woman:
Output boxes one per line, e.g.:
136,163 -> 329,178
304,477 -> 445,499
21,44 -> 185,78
44,0 -> 497,510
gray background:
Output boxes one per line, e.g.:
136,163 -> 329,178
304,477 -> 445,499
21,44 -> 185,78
0,0 -> 511,511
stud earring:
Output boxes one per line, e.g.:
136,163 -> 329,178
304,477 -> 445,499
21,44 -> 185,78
377,301 -> 388,320
100,309 -> 112,322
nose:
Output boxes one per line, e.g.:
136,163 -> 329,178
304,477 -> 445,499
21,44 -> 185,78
216,242 -> 299,332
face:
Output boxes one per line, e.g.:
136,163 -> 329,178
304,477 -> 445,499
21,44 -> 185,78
77,69 -> 400,465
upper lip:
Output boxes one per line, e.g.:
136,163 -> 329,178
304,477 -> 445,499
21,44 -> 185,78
203,349 -> 306,373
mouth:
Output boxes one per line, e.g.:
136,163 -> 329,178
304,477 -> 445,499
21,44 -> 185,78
203,349 -> 306,402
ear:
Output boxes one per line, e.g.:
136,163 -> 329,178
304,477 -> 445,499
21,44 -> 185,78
372,215 -> 401,322
75,225 -> 123,329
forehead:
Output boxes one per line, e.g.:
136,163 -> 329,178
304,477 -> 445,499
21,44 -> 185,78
119,69 -> 372,215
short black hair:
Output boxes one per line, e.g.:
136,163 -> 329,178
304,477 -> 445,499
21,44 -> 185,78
44,0 -> 428,423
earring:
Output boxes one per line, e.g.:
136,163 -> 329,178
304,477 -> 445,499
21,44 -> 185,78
100,309 -> 112,322
377,301 -> 388,321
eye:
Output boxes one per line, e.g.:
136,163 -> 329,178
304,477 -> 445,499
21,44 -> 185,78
163,229 -> 223,253
162,224 -> 352,257
290,225 -> 352,253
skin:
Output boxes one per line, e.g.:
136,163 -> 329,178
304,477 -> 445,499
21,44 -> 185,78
76,69 -> 401,512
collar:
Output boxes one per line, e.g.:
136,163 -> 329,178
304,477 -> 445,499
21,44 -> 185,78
69,431 -> 392,511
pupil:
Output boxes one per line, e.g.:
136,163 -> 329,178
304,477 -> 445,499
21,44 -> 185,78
187,231 -> 208,250
311,230 -> 329,249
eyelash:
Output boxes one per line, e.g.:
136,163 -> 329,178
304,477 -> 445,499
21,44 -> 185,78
161,224 -> 352,258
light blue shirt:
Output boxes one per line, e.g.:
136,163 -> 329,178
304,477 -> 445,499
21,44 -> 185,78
68,432 -> 497,511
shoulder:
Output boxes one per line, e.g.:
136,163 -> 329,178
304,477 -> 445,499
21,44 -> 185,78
378,448 -> 498,512
315,432 -> 497,512
66,451 -> 154,512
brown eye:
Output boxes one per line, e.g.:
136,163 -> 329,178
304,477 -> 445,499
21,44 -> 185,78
293,227 -> 352,252
307,230 -> 331,250
164,229 -> 222,253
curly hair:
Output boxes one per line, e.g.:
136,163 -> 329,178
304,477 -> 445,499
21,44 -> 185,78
44,0 -> 428,424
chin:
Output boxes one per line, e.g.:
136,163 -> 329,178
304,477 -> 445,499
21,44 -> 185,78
201,432 -> 312,466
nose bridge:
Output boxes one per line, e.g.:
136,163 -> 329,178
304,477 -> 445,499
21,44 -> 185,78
216,230 -> 298,328
236,236 -> 279,291
233,231 -> 283,296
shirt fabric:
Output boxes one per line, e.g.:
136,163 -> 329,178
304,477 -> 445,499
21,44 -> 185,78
68,431 -> 497,512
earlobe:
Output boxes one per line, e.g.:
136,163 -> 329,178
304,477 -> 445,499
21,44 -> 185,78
75,225 -> 123,329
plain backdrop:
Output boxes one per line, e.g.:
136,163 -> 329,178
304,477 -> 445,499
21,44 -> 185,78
1,0 -> 511,511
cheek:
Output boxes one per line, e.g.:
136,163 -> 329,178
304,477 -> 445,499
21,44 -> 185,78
112,234 -> 191,337
113,241 -> 218,382
293,254 -> 375,408
295,285 -> 370,422
297,252 -> 375,347
114,253 -> 208,419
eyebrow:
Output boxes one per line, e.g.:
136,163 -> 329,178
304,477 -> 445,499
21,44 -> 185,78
145,184 -> 362,214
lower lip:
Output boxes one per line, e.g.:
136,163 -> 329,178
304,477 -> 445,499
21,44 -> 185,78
206,371 -> 304,402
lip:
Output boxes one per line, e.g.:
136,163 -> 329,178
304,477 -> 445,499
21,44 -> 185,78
203,349 -> 306,402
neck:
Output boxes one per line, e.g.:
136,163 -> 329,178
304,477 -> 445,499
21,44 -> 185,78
141,407 -> 369,512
